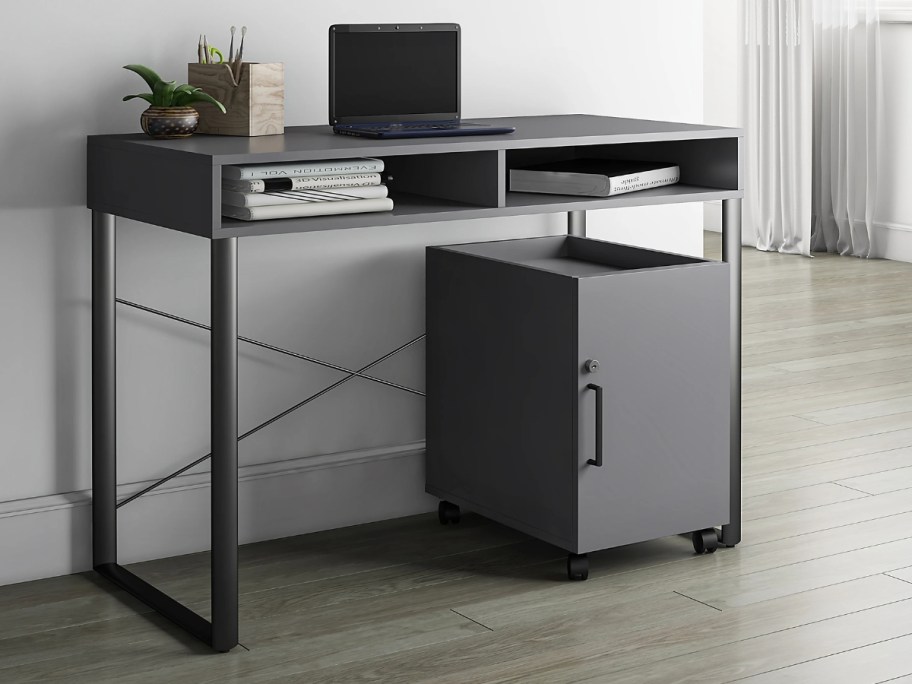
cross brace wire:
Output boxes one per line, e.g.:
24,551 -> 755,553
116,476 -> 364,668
116,298 -> 424,397
115,300 -> 425,508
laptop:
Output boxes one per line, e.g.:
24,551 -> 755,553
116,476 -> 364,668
329,24 -> 516,139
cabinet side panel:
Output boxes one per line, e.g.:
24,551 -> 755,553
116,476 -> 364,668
426,248 -> 575,547
87,141 -> 214,237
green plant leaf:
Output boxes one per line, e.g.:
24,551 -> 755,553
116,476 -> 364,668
172,84 -> 198,96
123,64 -> 162,90
154,79 -> 178,106
172,88 -> 204,106
122,93 -> 155,104
184,90 -> 227,114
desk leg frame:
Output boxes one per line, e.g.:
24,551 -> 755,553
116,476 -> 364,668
210,237 -> 239,651
91,211 -> 239,652
92,211 -> 117,567
721,198 -> 741,547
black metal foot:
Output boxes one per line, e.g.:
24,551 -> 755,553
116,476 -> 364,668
692,528 -> 719,555
438,500 -> 461,525
567,553 -> 589,581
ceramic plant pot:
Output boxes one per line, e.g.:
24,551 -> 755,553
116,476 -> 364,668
140,106 -> 200,139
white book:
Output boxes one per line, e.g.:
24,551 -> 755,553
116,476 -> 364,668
222,173 -> 382,193
510,160 -> 680,198
222,197 -> 394,221
222,185 -> 389,208
223,158 -> 384,181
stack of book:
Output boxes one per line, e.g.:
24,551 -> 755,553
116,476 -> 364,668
221,158 -> 393,221
509,159 -> 680,198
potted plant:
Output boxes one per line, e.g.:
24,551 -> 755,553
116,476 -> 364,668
123,64 -> 226,139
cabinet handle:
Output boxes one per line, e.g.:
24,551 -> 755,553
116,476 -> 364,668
586,383 -> 603,467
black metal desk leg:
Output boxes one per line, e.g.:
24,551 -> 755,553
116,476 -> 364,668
210,237 -> 239,652
721,198 -> 742,548
92,211 -> 117,567
568,210 -> 586,237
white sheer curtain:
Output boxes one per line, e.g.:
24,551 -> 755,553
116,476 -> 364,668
741,0 -> 882,257
810,0 -> 882,256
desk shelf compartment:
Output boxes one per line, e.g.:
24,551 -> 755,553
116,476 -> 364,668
426,235 -> 731,578
218,150 -> 504,236
504,136 -> 741,211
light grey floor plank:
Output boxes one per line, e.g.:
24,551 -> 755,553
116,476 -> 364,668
802,395 -> 912,425
839,465 -> 912,495
479,575 -> 912,684
741,483 -> 868,521
581,598 -> 912,684
745,447 -> 912,498
743,411 -> 912,458
885,566 -> 912,583
744,428 -> 912,478
677,534 -> 912,609
741,632 -> 912,683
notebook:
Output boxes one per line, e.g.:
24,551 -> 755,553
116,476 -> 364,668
329,24 -> 516,139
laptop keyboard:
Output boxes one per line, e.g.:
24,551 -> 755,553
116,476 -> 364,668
338,122 -> 481,132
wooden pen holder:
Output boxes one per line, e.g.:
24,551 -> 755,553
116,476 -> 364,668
187,62 -> 284,136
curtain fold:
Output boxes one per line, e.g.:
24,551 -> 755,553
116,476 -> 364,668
810,0 -> 882,256
741,0 -> 882,258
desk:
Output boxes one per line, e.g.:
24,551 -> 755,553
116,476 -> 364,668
87,114 -> 743,652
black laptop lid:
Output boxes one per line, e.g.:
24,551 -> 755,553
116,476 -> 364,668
329,24 -> 460,125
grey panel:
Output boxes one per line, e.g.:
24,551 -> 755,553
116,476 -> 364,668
215,186 -> 742,240
439,234 -> 703,273
426,247 -> 577,548
87,140 -> 214,238
575,263 -> 730,552
384,151 -> 501,207
89,116 -> 743,238
94,115 -> 742,166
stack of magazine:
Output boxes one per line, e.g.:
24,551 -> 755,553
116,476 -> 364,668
221,158 -> 393,221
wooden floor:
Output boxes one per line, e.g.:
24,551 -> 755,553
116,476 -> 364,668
5,233 -> 912,682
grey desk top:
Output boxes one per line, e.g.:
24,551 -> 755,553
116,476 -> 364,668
88,114 -> 743,166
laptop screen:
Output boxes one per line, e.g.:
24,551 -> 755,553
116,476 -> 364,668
330,24 -> 460,124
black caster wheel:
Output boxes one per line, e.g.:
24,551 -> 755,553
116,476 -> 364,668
437,500 -> 461,525
692,528 -> 719,555
567,553 -> 589,581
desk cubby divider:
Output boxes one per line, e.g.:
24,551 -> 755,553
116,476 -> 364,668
384,150 -> 504,208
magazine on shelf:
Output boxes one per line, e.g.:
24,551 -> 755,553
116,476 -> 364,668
223,173 -> 383,193
222,158 -> 384,181
222,185 -> 389,208
222,197 -> 394,221
509,159 -> 680,197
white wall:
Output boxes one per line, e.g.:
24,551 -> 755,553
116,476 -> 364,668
873,20 -> 912,260
0,0 -> 705,584
702,0 -> 739,233
702,3 -> 912,258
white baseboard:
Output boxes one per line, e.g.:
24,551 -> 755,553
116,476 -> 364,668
705,206 -> 912,262
0,442 -> 434,586
872,221 -> 912,262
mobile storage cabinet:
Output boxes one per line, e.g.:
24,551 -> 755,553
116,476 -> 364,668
426,235 -> 730,580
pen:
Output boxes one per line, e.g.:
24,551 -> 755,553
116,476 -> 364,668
233,26 -> 246,82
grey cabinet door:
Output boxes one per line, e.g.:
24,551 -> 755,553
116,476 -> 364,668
575,264 -> 730,553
